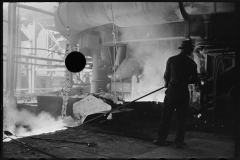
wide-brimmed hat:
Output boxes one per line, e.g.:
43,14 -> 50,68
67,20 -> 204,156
178,40 -> 195,49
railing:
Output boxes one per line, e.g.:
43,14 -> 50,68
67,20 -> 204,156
3,88 -> 62,97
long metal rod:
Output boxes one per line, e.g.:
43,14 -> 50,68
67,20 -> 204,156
4,54 -> 92,64
15,46 -> 64,55
28,137 -> 97,147
18,54 -> 91,62
16,54 -> 64,62
6,136 -> 58,158
4,51 -> 92,62
82,86 -> 166,126
3,59 -> 93,70
17,4 -> 54,16
3,59 -> 65,67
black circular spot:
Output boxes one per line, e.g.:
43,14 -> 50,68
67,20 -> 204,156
65,51 -> 86,73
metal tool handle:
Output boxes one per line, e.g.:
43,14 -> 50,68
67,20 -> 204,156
82,86 -> 166,125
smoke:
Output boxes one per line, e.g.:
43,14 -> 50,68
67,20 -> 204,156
3,96 -> 69,139
120,21 -> 178,102
135,44 -> 170,102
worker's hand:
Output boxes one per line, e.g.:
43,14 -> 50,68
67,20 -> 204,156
164,83 -> 168,88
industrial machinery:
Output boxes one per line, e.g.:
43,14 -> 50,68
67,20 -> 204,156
54,2 -> 236,116
4,2 -> 236,119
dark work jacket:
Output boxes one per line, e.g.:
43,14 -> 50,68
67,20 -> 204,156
164,53 -> 199,96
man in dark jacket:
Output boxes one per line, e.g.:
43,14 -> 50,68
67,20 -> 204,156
153,39 -> 200,148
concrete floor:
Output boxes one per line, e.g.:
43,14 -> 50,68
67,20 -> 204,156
3,118 -> 235,159
134,137 -> 234,158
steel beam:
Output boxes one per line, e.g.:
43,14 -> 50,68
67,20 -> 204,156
17,4 -> 54,16
3,59 -> 64,68
4,53 -> 92,63
3,59 -> 92,70
102,22 -> 196,45
16,54 -> 64,62
15,46 -> 64,55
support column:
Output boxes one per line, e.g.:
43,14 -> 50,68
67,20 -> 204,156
5,3 -> 17,97
31,18 -> 37,93
78,33 -> 106,93
91,48 -> 100,93
91,47 -> 109,93
28,42 -> 32,93
67,33 -> 81,87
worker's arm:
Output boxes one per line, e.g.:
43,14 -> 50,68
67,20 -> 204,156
164,58 -> 171,88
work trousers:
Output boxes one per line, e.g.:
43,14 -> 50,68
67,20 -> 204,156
157,85 -> 189,143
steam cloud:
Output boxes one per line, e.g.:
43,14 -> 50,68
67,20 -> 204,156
119,19 -> 180,102
3,96 -> 69,139
131,42 -> 172,102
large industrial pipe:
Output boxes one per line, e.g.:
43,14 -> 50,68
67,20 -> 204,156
55,2 -> 235,42
54,2 -> 184,41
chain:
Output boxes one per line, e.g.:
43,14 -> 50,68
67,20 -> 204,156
60,3 -> 71,117
117,45 -> 125,100
110,3 -> 117,96
14,5 -> 20,95
110,2 -> 125,101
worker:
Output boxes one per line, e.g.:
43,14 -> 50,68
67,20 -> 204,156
153,39 -> 200,148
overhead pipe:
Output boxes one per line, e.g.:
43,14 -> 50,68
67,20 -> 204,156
3,59 -> 64,68
179,2 -> 213,39
179,2 -> 190,21
16,54 -> 64,62
3,53 -> 90,62
55,2 -> 191,42
17,4 -> 55,16
179,2 -> 190,39
55,2 -> 235,42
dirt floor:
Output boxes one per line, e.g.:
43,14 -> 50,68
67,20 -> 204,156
3,111 -> 235,159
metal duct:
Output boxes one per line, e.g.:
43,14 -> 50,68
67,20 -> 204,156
54,2 -> 235,44
54,2 -> 182,40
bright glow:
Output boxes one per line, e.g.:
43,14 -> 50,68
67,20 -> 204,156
3,97 -> 79,142
83,69 -> 92,72
125,89 -> 165,102
197,113 -> 201,118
